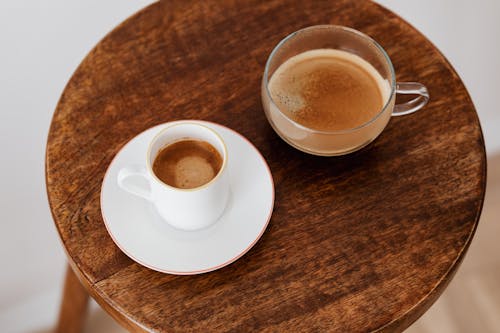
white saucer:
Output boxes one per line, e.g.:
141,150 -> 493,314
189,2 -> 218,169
101,121 -> 274,275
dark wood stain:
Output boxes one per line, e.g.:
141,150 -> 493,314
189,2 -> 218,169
46,0 -> 486,332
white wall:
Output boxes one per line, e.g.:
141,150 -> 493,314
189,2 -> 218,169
0,1 -> 498,331
376,0 -> 500,155
0,1 -> 155,331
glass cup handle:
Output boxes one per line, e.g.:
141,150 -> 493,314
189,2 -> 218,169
117,165 -> 152,201
392,82 -> 430,116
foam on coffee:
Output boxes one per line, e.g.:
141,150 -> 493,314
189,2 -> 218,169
152,139 -> 223,189
268,49 -> 390,131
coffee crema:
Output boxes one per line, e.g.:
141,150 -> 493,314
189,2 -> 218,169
268,49 -> 390,131
152,139 -> 223,189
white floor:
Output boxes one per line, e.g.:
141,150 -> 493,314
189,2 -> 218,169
0,1 -> 499,332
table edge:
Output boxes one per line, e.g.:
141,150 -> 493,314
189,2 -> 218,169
44,1 -> 488,332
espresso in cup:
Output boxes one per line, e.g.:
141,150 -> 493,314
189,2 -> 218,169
118,122 -> 230,230
268,49 -> 390,131
152,139 -> 223,189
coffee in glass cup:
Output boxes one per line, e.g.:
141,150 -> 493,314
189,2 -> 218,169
262,25 -> 429,156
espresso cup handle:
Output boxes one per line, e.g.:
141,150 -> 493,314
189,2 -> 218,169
117,165 -> 152,201
392,82 -> 430,116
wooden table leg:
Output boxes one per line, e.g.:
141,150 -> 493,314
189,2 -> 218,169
56,265 -> 90,333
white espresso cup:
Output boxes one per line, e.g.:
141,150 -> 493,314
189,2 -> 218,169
117,122 -> 230,231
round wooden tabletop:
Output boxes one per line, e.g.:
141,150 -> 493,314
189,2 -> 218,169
46,1 -> 486,332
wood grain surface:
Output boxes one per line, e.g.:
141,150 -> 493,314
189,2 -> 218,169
45,0 -> 486,332
56,265 -> 90,333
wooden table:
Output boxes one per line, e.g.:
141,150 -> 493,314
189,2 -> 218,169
46,1 -> 486,332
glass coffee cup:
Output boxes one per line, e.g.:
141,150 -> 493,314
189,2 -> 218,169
261,25 -> 429,156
